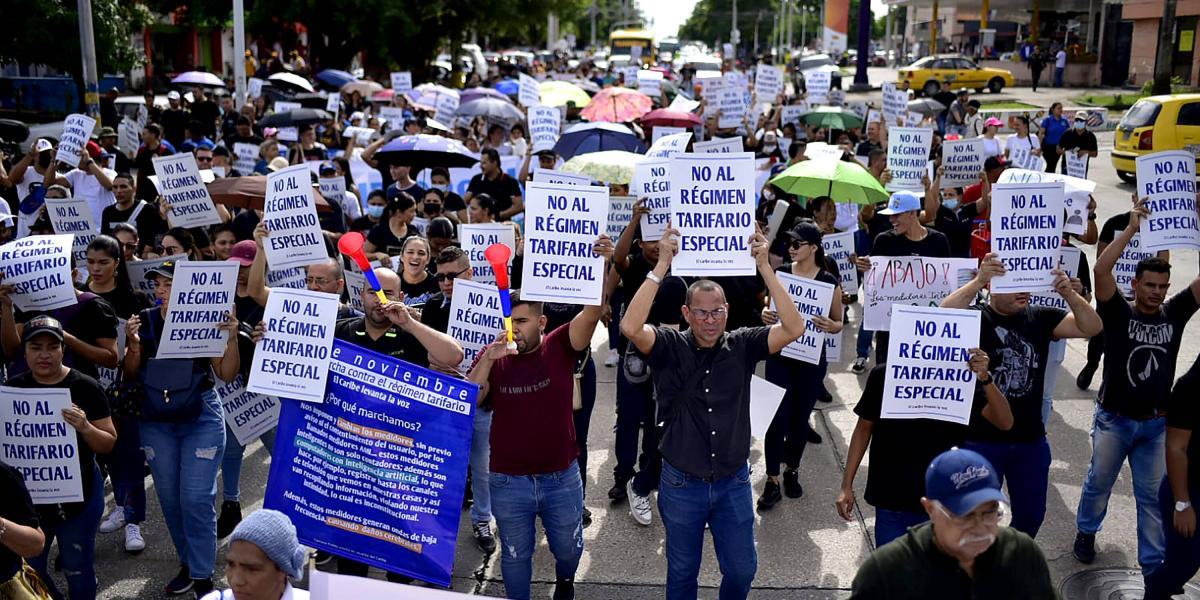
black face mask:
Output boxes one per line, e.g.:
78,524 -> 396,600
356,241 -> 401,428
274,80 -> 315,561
424,202 -> 441,214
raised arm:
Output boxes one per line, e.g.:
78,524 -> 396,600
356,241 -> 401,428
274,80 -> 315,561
382,302 -> 463,367
971,348 -> 1013,430
1050,269 -> 1103,339
247,222 -> 273,306
1095,197 -> 1148,303
619,223 -> 676,356
759,231 -> 807,354
568,235 -> 616,352
613,199 -> 648,271
941,253 -> 1003,309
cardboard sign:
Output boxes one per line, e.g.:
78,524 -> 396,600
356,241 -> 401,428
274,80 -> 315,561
390,72 -> 412,94
528,106 -> 561,153
248,288 -> 340,402
885,127 -> 933,192
881,82 -> 908,126
233,142 -> 259,174
274,101 -> 302,113
637,70 -> 663,98
749,375 -> 786,439
607,195 -> 635,238
776,272 -> 836,365
780,105 -> 809,129
318,177 -> 345,203
1115,233 -> 1155,300
446,279 -> 506,374
802,70 -> 831,105
646,131 -> 693,158
652,126 -> 687,143
717,85 -> 747,130
941,139 -> 985,189
754,64 -> 784,99
881,305 -> 981,425
1065,152 -> 1089,179
693,137 -> 743,154
1137,150 -> 1200,251
518,73 -> 541,107
669,153 -> 756,276
1063,192 -> 1090,237
989,182 -> 1064,293
460,224 -> 515,286
263,164 -> 327,270
862,256 -> 978,331
997,168 -> 1096,197
434,93 -> 459,127
0,387 -> 83,504
45,198 -> 98,276
151,153 -> 222,228
520,181 -> 609,305
532,168 -> 590,186
0,235 -> 77,311
216,375 -> 280,445
822,230 -> 857,292
1030,245 -> 1081,311
56,114 -> 96,168
157,261 -> 238,358
631,160 -> 671,242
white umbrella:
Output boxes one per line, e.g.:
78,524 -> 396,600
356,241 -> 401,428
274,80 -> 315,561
171,71 -> 225,87
268,72 -> 315,93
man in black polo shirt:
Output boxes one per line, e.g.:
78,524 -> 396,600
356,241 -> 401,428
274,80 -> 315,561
620,225 -> 807,600
850,448 -> 1056,598
465,148 -> 523,220
1074,199 -> 1200,575
1145,358 -> 1200,599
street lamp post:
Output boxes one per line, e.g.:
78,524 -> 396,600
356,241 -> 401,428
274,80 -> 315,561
850,0 -> 872,90
77,0 -> 100,120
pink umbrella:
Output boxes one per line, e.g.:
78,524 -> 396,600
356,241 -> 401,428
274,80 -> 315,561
581,87 -> 653,123
640,108 -> 702,128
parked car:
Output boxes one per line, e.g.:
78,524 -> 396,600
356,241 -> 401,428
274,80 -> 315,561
1112,94 -> 1200,183
898,54 -> 1014,96
794,53 -> 843,91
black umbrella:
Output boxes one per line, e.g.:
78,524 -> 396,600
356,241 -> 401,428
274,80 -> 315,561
907,98 -> 947,117
0,119 -> 30,143
288,93 -> 333,109
258,108 -> 333,128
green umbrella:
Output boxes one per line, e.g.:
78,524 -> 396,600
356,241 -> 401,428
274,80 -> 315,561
799,106 -> 864,130
769,157 -> 889,205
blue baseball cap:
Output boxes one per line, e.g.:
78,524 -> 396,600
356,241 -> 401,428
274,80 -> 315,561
925,447 -> 1007,517
878,190 -> 922,215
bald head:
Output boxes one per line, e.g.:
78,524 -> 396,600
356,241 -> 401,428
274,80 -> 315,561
374,267 -> 401,300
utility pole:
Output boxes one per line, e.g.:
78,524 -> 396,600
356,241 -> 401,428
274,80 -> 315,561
732,0 -> 740,55
590,0 -> 597,51
233,0 -> 247,109
850,0 -> 871,90
77,0 -> 101,120
786,0 -> 794,52
1152,0 -> 1178,95
754,11 -> 761,55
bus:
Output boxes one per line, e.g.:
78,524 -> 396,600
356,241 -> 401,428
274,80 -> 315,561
609,28 -> 655,65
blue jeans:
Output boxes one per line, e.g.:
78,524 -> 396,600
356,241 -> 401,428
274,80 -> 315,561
469,408 -> 493,524
30,465 -> 104,600
614,354 -> 660,496
1054,67 -> 1065,87
874,508 -> 928,547
965,438 -> 1052,537
490,461 -> 584,600
855,319 -> 873,361
140,391 -> 227,579
1076,405 -> 1166,574
1041,339 -> 1067,424
107,414 -> 146,524
220,424 -> 277,502
659,460 -> 756,600
1144,479 -> 1200,599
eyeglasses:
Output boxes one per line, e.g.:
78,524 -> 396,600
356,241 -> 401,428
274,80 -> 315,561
688,307 -> 728,321
195,156 -> 213,163
935,502 -> 1004,528
160,245 -> 183,255
434,267 -> 471,283
305,277 -> 334,287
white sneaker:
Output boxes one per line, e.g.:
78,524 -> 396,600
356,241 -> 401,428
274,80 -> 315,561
604,348 -> 619,368
99,510 -> 124,534
124,523 -> 145,553
628,480 -> 653,526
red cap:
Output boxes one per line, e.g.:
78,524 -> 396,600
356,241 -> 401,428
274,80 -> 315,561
227,240 -> 257,267
86,140 -> 102,159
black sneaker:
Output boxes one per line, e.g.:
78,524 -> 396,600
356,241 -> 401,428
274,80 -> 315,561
782,469 -> 804,499
607,481 -> 628,502
191,578 -> 214,598
553,577 -> 575,600
806,427 -> 823,445
851,357 -> 868,374
1073,531 -> 1096,564
314,550 -> 334,567
473,521 -> 497,554
1076,363 -> 1098,390
164,566 -> 192,595
581,507 -> 593,528
216,500 -> 242,539
818,388 -> 833,403
756,480 -> 783,510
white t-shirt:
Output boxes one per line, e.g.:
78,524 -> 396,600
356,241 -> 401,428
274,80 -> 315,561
64,168 -> 116,230
1055,51 -> 1067,69
201,583 -> 308,600
338,191 -> 362,221
980,136 -> 1002,159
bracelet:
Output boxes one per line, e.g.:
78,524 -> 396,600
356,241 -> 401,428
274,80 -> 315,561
977,373 -> 993,385
645,272 -> 662,285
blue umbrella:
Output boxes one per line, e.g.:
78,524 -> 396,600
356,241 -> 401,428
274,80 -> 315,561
374,134 -> 479,169
495,78 -> 520,96
554,122 -> 645,160
315,69 -> 356,90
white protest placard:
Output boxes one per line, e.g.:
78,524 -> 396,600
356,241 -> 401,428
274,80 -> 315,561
822,230 -> 857,292
881,82 -> 908,126
378,106 -> 405,132
881,305 -> 981,425
718,86 -> 747,130
646,131 -> 693,158
119,117 -> 142,160
158,261 -> 238,358
248,77 -> 264,99
828,89 -> 847,107
344,267 -> 367,313
216,375 -> 280,445
410,217 -> 430,237
862,256 -> 978,331
749,375 -> 786,439
803,70 -> 831,105
825,330 -> 844,363
693,137 -> 742,154
233,142 -> 259,174
390,72 -> 412,94
997,168 -> 1096,197
310,568 -> 475,599
520,181 -> 609,305
722,43 -> 735,58
1065,152 -> 1089,179
764,200 -> 788,243
274,100 -> 302,113
780,105 -> 808,129
697,75 -> 723,118
848,102 -> 869,121
318,177 -> 345,203
151,153 -> 222,228
905,111 -> 926,128
630,45 -> 643,62
990,182 -> 1064,293
434,93 -> 460,127
885,127 -> 933,192
804,142 -> 843,161
248,288 -> 339,403
263,164 -> 327,270
669,153 -> 756,276
867,109 -> 882,124
276,127 -> 299,142
941,138 -> 985,189
1030,245 -> 1081,311
532,168 -> 590,186
607,195 -> 635,239
0,235 -> 77,311
652,126 -> 686,143
754,64 -> 783,99
637,70 -> 663,98
0,387 -> 82,504
776,272 -> 835,365
619,66 -> 640,88
1063,192 -> 1090,236
518,73 -> 541,107
1137,150 -> 1200,251
1115,232 -> 1155,300
528,106 -> 561,153
267,266 -> 307,290
447,279 -> 505,374
126,253 -> 186,297
667,95 -> 701,113
325,93 -> 341,114
632,160 -> 671,242
45,198 -> 97,276
344,126 -> 375,146
461,223 -> 515,286
56,114 -> 96,168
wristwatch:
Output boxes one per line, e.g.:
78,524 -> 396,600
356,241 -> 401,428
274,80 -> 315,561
1177,500 -> 1192,512
977,372 -> 993,385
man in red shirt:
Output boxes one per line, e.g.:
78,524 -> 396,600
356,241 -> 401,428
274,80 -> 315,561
468,235 -> 614,600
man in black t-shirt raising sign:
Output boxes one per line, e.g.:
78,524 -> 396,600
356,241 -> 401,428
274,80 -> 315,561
1074,198 -> 1200,577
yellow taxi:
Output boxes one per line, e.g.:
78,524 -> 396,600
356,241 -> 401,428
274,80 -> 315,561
898,55 -> 1015,97
1112,94 -> 1200,183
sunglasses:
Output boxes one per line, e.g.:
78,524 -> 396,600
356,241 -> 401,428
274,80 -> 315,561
434,267 -> 471,283
789,240 -> 812,250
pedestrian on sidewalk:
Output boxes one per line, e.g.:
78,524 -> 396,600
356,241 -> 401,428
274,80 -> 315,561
1028,49 -> 1045,92
1054,46 -> 1067,87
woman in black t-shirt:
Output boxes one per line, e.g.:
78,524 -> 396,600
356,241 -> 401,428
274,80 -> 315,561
350,189 -> 387,233
397,237 -> 439,308
0,462 -> 46,588
757,220 -> 844,511
83,235 -> 152,321
363,192 -> 417,262
8,316 -> 116,600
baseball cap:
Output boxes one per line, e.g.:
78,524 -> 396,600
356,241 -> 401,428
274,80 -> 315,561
97,150 -> 113,160
318,161 -> 338,175
267,157 -> 290,172
167,90 -> 181,101
22,315 -> 64,344
925,447 -> 1007,517
878,190 -> 921,215
983,117 -> 1003,128
1074,110 -> 1089,121
535,149 -> 557,158
144,260 -> 176,280
97,126 -> 117,138
227,240 -> 258,267
35,139 -> 53,153
785,220 -> 823,245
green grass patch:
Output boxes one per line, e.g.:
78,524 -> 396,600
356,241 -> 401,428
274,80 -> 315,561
1077,93 -> 1145,110
979,101 -> 1040,109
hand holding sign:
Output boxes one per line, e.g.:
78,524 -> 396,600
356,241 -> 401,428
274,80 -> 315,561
967,348 -> 991,381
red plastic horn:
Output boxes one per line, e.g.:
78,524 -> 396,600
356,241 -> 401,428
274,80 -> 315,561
484,243 -> 512,289
337,231 -> 372,272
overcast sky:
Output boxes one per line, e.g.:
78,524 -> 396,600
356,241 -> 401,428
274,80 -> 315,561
641,0 -> 890,40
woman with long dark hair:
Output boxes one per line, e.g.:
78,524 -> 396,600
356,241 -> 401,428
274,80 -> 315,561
363,192 -> 417,262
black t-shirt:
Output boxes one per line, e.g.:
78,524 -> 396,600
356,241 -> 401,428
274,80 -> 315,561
349,216 -> 379,233
366,223 -> 415,256
928,205 -> 972,258
870,228 -> 952,258
854,365 -> 986,513
101,201 -> 168,254
0,463 -> 38,580
970,304 -> 1066,442
1057,129 -> 1098,153
13,294 -> 119,380
1168,359 -> 1200,486
466,173 -> 522,215
6,370 -> 111,516
333,317 -> 429,367
87,285 -> 152,320
619,254 -> 687,326
443,191 -> 467,213
235,294 -> 265,328
401,275 -> 439,308
386,182 -> 425,204
1098,289 -> 1200,418
419,292 -> 452,333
